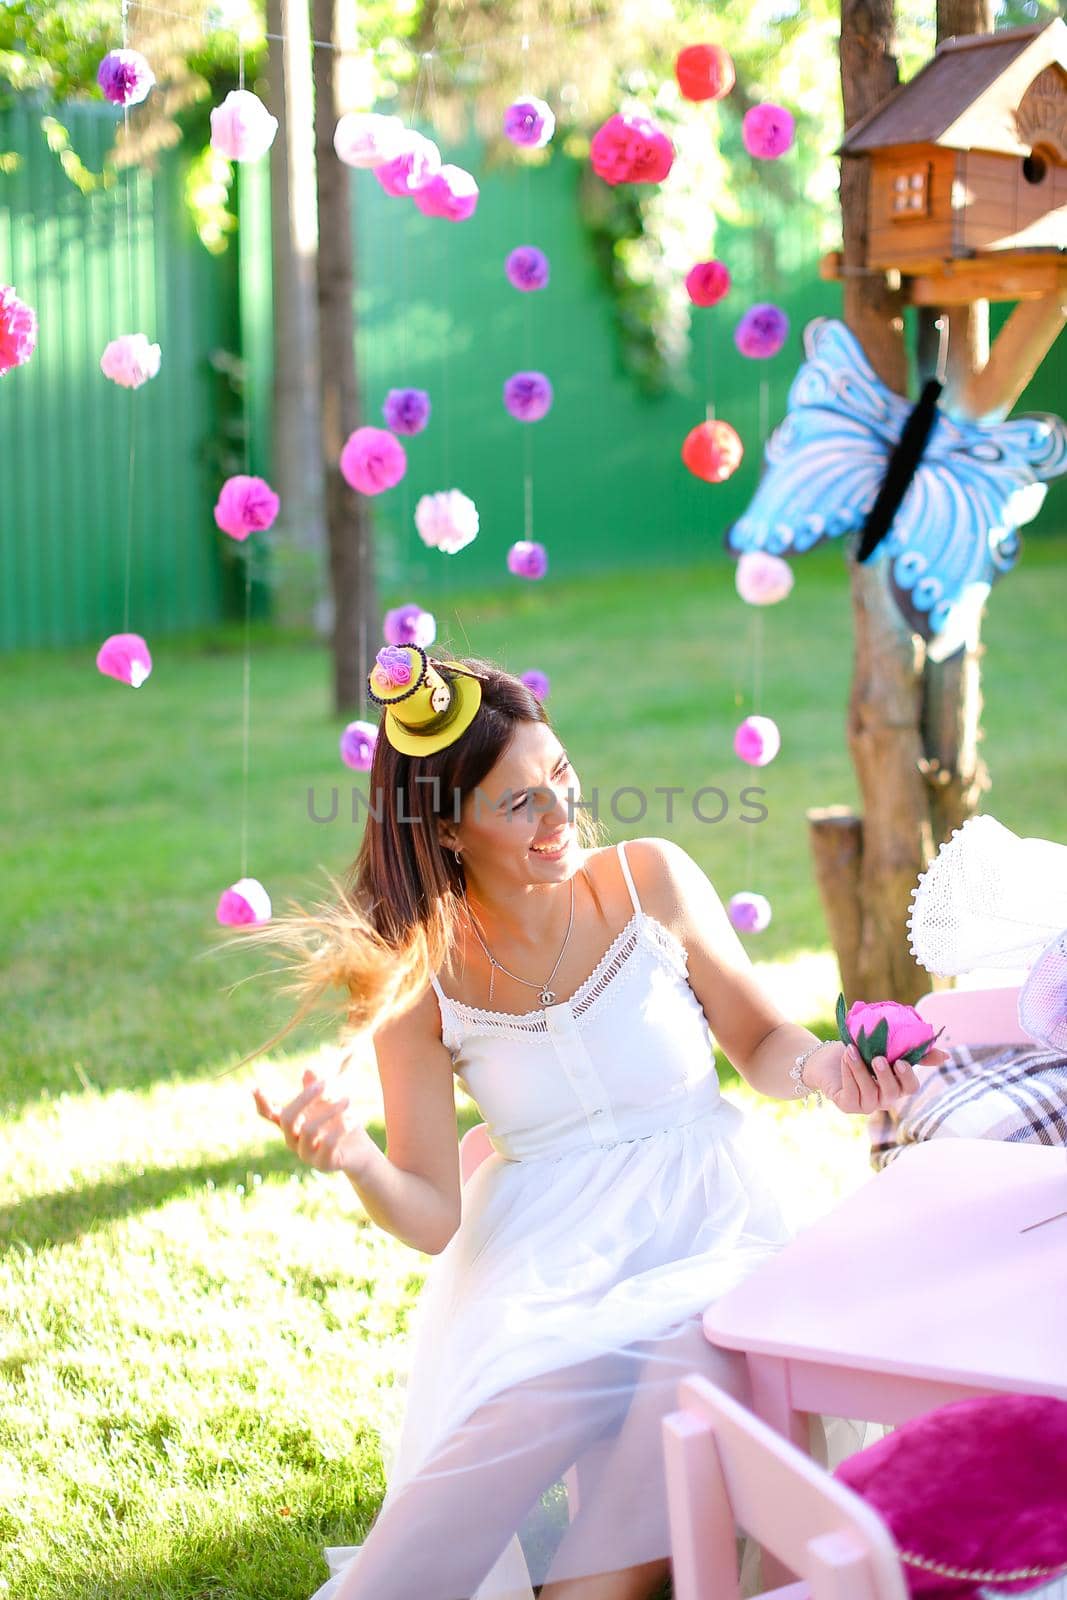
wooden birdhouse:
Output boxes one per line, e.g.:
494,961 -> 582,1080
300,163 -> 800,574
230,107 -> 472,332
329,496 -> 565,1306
836,18 -> 1067,307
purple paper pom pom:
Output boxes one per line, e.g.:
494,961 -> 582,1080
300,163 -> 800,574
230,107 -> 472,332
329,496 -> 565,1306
383,603 -> 436,648
505,246 -> 550,293
728,892 -> 772,934
340,719 -> 378,772
734,304 -> 789,360
504,97 -> 555,149
504,371 -> 553,423
382,388 -> 431,436
97,48 -> 155,107
741,103 -> 795,160
520,668 -> 550,700
507,541 -> 548,580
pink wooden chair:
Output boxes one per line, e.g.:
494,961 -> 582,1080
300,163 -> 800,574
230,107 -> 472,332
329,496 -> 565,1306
915,984 -> 1029,1049
662,1374 -> 909,1600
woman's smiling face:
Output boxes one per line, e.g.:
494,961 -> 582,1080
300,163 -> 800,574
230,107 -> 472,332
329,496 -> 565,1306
450,720 -> 581,881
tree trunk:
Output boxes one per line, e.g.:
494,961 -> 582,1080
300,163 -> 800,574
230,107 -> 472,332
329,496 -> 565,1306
266,0 -> 329,636
312,0 -> 378,713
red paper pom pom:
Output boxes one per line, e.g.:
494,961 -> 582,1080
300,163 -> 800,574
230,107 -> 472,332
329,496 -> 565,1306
675,44 -> 735,102
682,420 -> 743,484
685,260 -> 731,308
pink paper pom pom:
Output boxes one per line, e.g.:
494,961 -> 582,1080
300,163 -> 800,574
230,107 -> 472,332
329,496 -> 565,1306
742,103 -> 795,160
414,490 -> 479,554
100,333 -> 161,389
734,303 -> 789,359
382,388 -> 430,435
333,111 -> 406,169
213,475 -> 280,542
507,541 -> 548,580
0,286 -> 37,375
210,90 -> 279,163
675,44 -> 735,103
412,165 -> 479,221
590,113 -> 674,186
682,420 -> 743,483
685,260 -> 731,308
96,632 -> 153,688
504,97 -> 555,149
374,132 -> 441,197
736,551 -> 794,606
520,668 -> 550,701
340,719 -> 378,772
504,371 -> 553,422
505,246 -> 550,292
216,876 -> 272,926
734,715 -> 781,767
340,428 -> 407,495
97,48 -> 155,107
384,602 -> 436,648
728,892 -> 772,934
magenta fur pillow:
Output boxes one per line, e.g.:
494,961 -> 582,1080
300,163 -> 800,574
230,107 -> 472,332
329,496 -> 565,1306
835,1394 -> 1067,1599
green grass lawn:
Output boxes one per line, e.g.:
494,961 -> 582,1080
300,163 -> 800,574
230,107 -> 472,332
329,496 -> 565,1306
1,538 -> 1065,1598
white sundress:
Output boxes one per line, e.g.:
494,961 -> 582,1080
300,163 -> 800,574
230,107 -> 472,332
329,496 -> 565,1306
311,840 -> 859,1600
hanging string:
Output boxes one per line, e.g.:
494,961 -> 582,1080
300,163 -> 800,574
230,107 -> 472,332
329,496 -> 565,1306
237,24 -> 252,879
120,0 -> 138,633
520,27 -> 535,549
744,375 -> 772,889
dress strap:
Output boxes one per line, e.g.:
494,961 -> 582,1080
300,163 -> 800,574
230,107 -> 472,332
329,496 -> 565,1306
616,840 -> 642,916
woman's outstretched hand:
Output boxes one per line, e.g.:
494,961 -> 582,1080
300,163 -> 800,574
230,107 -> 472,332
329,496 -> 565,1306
253,1068 -> 378,1176
806,1040 -> 949,1116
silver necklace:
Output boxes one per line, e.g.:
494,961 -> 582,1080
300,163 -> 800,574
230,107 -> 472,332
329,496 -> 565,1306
463,877 -> 576,1006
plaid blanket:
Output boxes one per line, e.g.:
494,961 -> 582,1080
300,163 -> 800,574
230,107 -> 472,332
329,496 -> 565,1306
868,1043 -> 1067,1171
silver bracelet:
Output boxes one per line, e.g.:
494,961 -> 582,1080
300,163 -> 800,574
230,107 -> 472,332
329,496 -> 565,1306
790,1040 -> 831,1107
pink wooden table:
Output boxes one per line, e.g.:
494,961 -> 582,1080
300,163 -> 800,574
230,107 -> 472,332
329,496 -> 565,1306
703,1139 -> 1067,1453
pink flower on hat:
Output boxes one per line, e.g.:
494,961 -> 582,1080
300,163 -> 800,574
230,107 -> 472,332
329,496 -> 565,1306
340,427 -> 407,495
590,113 -> 674,186
213,475 -> 280,541
373,645 -> 414,687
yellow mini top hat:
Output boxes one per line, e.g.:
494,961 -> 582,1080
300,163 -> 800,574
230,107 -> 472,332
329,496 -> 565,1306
366,644 -> 483,755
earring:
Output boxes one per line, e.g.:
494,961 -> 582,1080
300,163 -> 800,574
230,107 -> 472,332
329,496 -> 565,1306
453,848 -> 462,865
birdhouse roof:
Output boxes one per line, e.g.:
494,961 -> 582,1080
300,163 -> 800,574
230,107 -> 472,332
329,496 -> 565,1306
841,17 -> 1067,158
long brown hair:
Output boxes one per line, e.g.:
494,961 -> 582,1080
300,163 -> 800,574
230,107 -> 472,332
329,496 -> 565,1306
218,655 -> 602,1071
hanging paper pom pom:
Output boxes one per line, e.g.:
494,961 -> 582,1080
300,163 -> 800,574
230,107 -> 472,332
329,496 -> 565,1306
339,427 -> 407,495
685,260 -> 731,308
382,388 -> 431,435
213,475 -> 280,542
520,668 -> 550,701
507,541 -> 548,580
334,111 -> 406,170
505,246 -> 550,293
682,420 -> 743,483
503,97 -> 555,149
590,112 -> 675,186
340,719 -> 378,772
674,44 -> 735,102
0,286 -> 37,375
728,892 -> 772,934
210,90 -> 279,163
374,132 -> 441,197
742,103 -> 795,160
415,489 -> 479,554
96,632 -> 153,688
736,551 -> 794,606
412,165 -> 479,221
383,602 -> 436,648
734,715 -> 781,767
97,48 -> 155,107
734,303 -> 789,359
100,333 -> 160,388
216,876 -> 272,926
504,371 -> 553,422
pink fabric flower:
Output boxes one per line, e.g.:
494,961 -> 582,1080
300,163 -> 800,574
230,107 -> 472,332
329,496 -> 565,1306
210,90 -> 278,163
742,103 -> 795,160
412,165 -> 479,221
373,645 -> 414,687
520,668 -> 550,701
728,892 -> 772,934
505,246 -> 550,292
507,541 -> 548,580
216,877 -> 272,926
100,333 -> 160,389
382,388 -> 430,435
333,111 -> 406,169
97,48 -> 155,107
685,260 -> 731,308
838,996 -> 939,1068
681,420 -> 743,483
213,475 -> 280,542
340,719 -> 378,772
504,371 -> 553,422
384,603 -> 436,648
734,715 -> 780,767
374,131 -> 441,197
590,113 -> 675,186
0,286 -> 37,375
96,632 -> 152,688
504,97 -> 555,149
675,44 -> 735,102
735,551 -> 794,606
339,428 -> 407,495
734,303 -> 789,359
414,490 -> 479,554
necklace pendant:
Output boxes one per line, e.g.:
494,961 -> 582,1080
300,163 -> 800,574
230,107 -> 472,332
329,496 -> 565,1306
539,989 -> 555,1006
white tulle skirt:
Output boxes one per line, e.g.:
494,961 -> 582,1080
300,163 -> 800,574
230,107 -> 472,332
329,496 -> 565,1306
310,1099 -> 866,1600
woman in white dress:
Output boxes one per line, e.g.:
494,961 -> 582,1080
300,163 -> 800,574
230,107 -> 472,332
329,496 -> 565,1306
249,647 -> 938,1600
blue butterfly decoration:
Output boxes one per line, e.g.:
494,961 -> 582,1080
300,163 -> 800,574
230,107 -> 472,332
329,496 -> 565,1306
726,318 -> 1067,661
